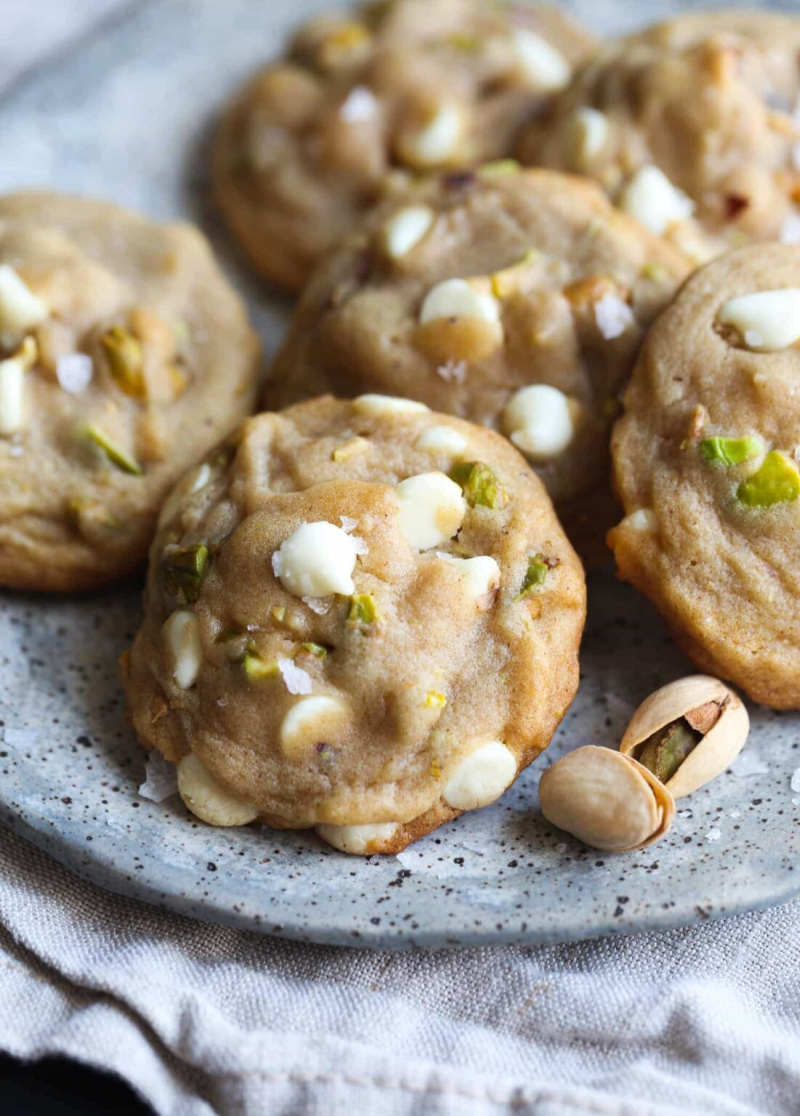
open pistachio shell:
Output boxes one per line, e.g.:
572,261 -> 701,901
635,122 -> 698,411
538,745 -> 675,852
620,675 -> 749,799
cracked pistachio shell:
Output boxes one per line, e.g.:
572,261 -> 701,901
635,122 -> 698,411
620,675 -> 749,799
538,746 -> 674,852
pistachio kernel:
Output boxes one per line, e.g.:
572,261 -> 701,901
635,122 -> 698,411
161,543 -> 211,605
348,592 -> 377,625
517,553 -> 551,598
621,675 -> 749,798
736,451 -> 800,507
101,325 -> 145,397
81,422 -> 143,475
700,435 -> 763,467
299,642 -> 328,658
242,648 -> 280,682
449,460 -> 508,509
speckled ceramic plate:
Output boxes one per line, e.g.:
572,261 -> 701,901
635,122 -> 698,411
1,0 -> 799,950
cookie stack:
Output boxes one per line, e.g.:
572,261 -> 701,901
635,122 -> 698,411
5,1 -> 800,855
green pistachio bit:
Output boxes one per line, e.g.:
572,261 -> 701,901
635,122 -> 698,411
101,326 -> 144,397
449,461 -> 507,509
736,451 -> 800,507
478,159 -> 520,177
82,422 -> 143,475
449,32 -> 481,52
637,719 -> 701,784
300,642 -> 328,658
641,262 -> 667,283
517,554 -> 548,598
242,649 -> 279,682
700,436 -> 763,467
161,543 -> 210,604
348,592 -> 377,624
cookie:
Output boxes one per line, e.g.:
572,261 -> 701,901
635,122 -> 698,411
122,394 -> 586,854
264,167 -> 689,551
0,193 -> 260,591
609,244 -> 800,710
518,11 -> 800,263
213,0 -> 593,292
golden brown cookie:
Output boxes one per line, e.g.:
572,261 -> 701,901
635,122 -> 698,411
213,0 -> 593,292
264,167 -> 689,552
122,394 -> 586,853
610,244 -> 800,710
0,192 -> 260,591
519,10 -> 800,263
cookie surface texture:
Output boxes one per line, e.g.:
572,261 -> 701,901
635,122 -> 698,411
123,395 -> 586,853
213,0 -> 594,291
519,10 -> 800,262
0,192 -> 261,590
610,244 -> 800,709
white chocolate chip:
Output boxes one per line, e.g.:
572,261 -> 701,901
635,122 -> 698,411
623,508 -> 658,533
436,553 -> 500,607
339,85 -> 379,123
420,278 -> 501,327
594,293 -> 635,340
395,471 -> 466,550
272,521 -> 360,598
55,352 -> 93,394
502,384 -> 575,462
163,610 -> 202,690
0,351 -> 26,436
316,821 -> 399,854
620,165 -> 694,235
401,102 -> 463,167
564,106 -> 609,169
414,425 -> 468,455
157,462 -> 212,528
443,740 -> 517,810
717,289 -> 800,352
511,29 -> 570,90
280,695 -> 346,756
382,205 -> 435,259
177,753 -> 258,827
0,264 -> 48,347
353,394 -> 430,417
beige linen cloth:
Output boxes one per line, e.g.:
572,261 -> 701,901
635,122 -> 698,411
1,825 -> 798,1116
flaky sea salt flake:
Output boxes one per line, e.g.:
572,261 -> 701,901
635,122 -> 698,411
594,293 -> 634,340
138,753 -> 178,803
278,658 -> 313,695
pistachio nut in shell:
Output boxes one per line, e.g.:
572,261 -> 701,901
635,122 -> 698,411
621,675 -> 749,799
538,745 -> 675,852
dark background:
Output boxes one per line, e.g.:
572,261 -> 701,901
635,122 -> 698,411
0,1055 -> 151,1114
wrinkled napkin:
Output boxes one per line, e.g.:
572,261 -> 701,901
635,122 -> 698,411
1,826 -> 799,1116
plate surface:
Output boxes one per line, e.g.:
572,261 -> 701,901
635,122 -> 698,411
0,0 -> 799,950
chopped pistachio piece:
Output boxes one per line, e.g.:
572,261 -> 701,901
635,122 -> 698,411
82,422 -> 143,475
478,159 -> 520,177
700,436 -> 763,467
242,649 -> 279,682
637,719 -> 701,784
517,553 -> 549,598
736,451 -> 800,507
449,461 -> 508,509
101,326 -> 145,397
300,642 -> 328,658
348,592 -> 377,624
425,690 -> 447,708
161,543 -> 211,604
271,606 -> 286,625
